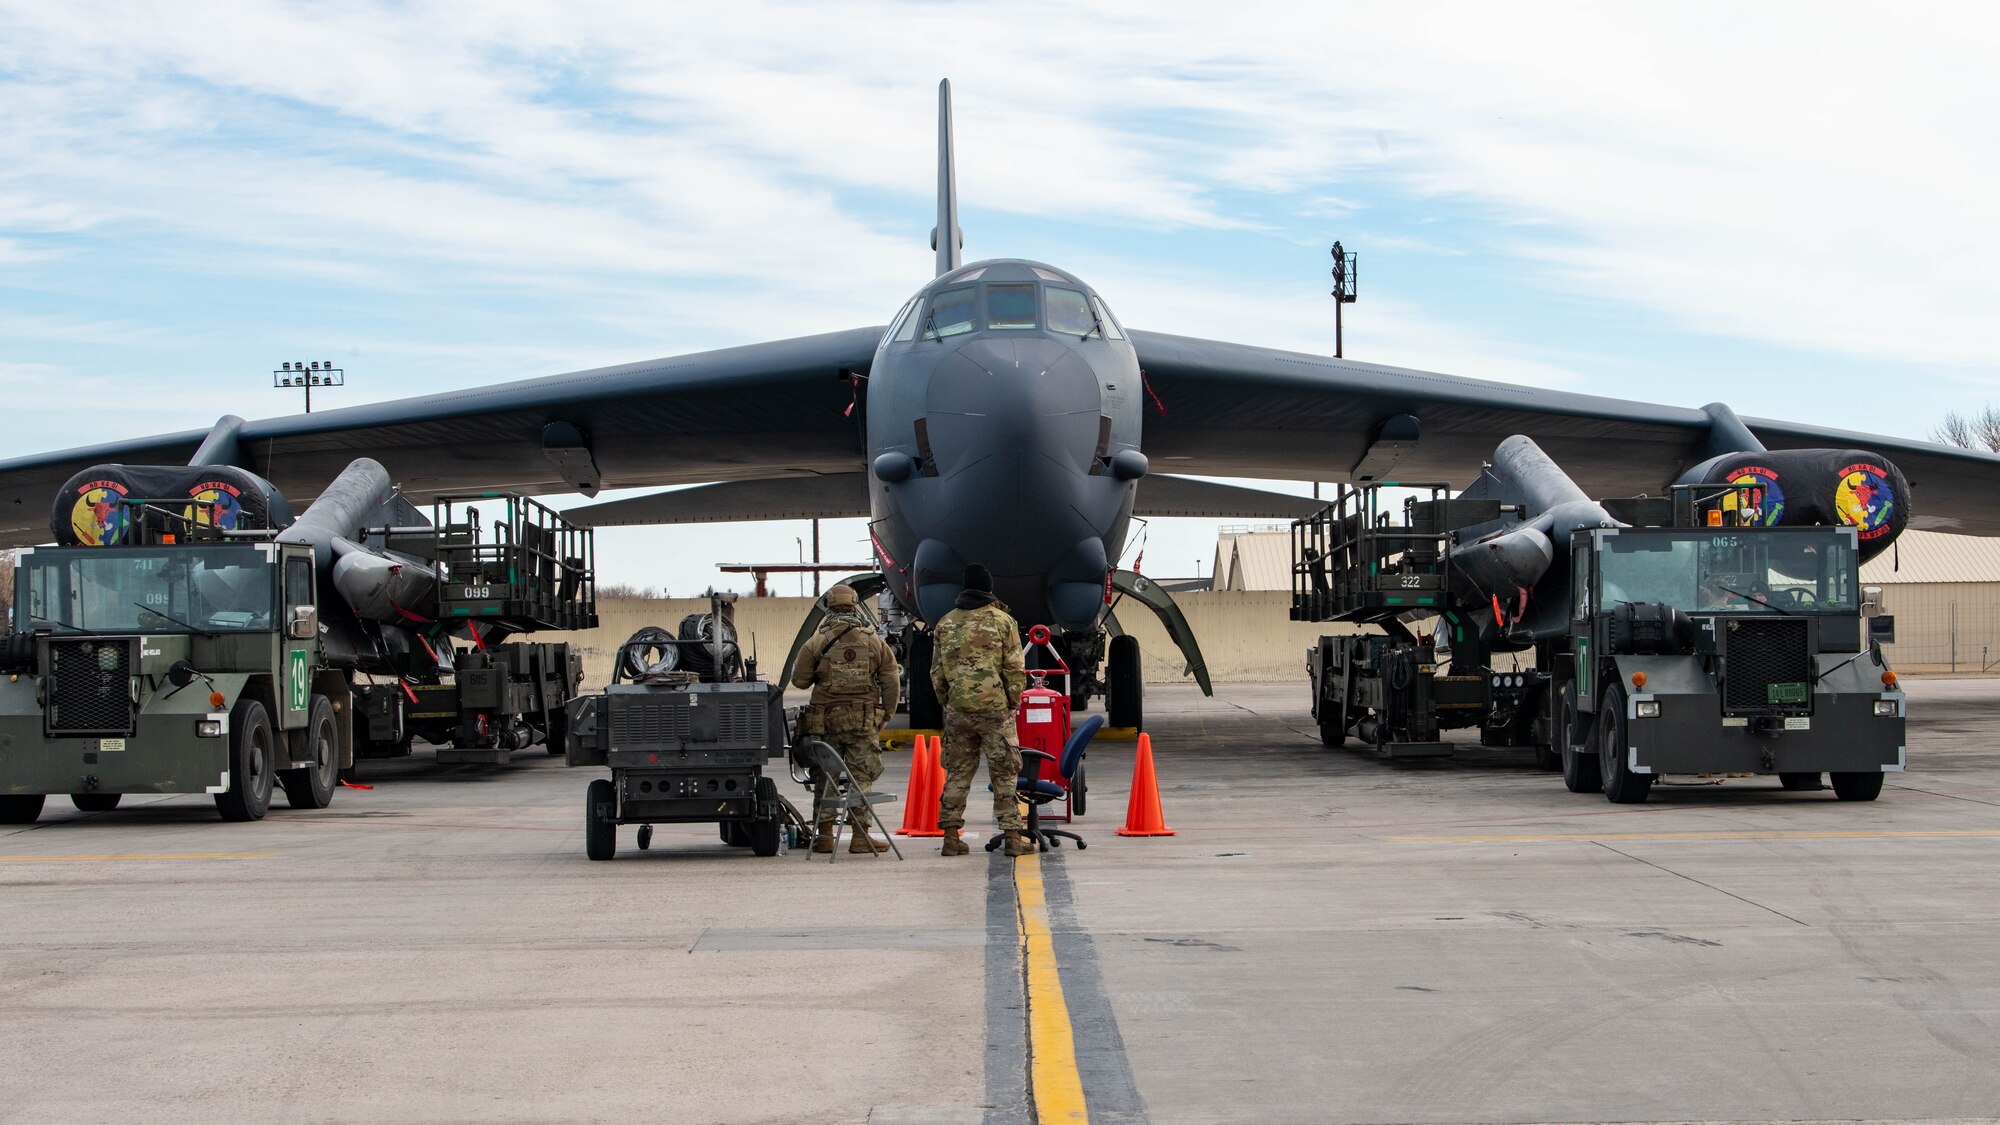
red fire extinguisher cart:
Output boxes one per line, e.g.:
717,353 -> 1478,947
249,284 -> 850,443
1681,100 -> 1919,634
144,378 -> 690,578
1016,625 -> 1078,821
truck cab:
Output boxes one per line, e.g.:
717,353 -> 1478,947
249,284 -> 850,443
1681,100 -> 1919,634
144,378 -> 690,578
1560,508 -> 1905,803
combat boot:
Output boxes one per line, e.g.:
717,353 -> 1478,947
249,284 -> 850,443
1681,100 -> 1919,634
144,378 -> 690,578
849,826 -> 888,853
1002,830 -> 1035,857
813,820 -> 837,854
940,828 -> 969,856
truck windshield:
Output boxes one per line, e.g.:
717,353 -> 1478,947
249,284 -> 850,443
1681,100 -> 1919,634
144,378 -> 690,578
1598,529 -> 1858,614
17,546 -> 277,634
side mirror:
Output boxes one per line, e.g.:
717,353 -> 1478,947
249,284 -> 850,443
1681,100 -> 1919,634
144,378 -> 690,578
167,660 -> 198,688
289,605 -> 319,641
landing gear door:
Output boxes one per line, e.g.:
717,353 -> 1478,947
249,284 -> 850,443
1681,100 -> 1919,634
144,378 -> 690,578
280,548 -> 316,730
1111,569 -> 1212,696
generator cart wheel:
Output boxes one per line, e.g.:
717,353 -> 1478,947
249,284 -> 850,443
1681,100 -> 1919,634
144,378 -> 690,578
1830,772 -> 1885,802
1779,772 -> 1824,791
0,795 -> 44,824
1559,683 -> 1602,794
585,778 -> 616,860
1598,685 -> 1652,804
215,697 -> 276,822
1072,762 -> 1086,816
636,824 -> 653,851
747,777 -> 782,857
70,793 -> 121,812
1107,634 -> 1144,730
280,696 -> 340,810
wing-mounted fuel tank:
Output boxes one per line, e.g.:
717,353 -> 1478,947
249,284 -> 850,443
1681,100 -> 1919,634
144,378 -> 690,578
277,458 -> 440,629
1447,435 -> 1621,644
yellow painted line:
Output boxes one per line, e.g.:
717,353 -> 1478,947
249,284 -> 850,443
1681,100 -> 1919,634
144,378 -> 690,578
0,851 -> 278,862
1016,852 -> 1088,1123
1392,830 -> 2000,844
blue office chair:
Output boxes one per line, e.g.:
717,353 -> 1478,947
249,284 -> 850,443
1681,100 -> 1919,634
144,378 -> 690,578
988,714 -> 1102,853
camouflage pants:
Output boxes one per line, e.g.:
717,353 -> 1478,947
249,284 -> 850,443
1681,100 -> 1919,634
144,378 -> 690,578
812,729 -> 884,830
938,709 -> 1024,832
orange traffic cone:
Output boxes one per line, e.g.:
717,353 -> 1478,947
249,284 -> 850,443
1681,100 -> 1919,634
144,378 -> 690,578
900,735 -> 946,837
894,736 -> 928,836
1116,733 -> 1177,837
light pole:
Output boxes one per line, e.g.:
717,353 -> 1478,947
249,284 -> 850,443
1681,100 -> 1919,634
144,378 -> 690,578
795,537 -> 804,597
1330,242 -> 1358,358
273,360 -> 344,413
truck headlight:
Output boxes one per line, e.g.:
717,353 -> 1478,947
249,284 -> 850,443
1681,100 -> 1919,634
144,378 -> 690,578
1635,701 -> 1660,718
196,719 -> 224,738
1873,700 -> 1898,717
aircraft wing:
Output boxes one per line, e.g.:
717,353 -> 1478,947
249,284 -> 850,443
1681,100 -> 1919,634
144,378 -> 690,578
1131,330 -> 2000,535
0,327 -> 884,548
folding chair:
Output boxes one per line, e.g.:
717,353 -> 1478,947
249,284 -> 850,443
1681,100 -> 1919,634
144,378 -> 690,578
804,740 -> 902,863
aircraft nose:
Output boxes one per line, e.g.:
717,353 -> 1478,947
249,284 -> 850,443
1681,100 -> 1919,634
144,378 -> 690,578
925,336 -> 1100,470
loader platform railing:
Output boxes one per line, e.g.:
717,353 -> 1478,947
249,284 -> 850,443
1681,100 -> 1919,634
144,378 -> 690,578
1291,482 -> 1455,625
409,494 -> 598,633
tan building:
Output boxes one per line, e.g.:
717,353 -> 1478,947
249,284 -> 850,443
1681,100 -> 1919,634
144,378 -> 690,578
1211,528 -> 1293,592
1862,531 -> 2000,672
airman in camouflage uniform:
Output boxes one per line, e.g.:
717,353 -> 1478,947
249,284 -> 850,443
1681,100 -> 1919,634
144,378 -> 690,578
792,584 -> 899,853
930,564 -> 1031,857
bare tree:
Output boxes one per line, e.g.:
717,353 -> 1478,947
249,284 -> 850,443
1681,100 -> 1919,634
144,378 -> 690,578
597,582 -> 666,600
0,550 -> 12,622
1932,406 -> 2000,452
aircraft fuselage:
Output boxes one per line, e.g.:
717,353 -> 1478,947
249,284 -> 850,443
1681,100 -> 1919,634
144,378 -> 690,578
863,258 -> 1146,630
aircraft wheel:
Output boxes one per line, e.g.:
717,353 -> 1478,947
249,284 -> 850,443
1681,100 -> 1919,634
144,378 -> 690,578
215,696 -> 276,822
1559,683 -> 1602,794
906,631 -> 943,730
0,795 -> 45,824
1107,635 -> 1143,730
1831,772 -> 1885,802
585,778 -> 616,860
71,793 -> 121,812
1598,685 -> 1652,804
1779,772 -> 1824,791
280,695 -> 339,809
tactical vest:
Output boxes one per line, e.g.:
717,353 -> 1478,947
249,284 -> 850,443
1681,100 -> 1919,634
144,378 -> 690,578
801,620 -> 881,735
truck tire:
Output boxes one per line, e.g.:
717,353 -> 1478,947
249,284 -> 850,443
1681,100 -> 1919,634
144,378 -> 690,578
215,697 -> 276,822
1107,634 -> 1143,730
1830,772 -> 1885,801
720,820 -> 751,847
0,795 -> 44,824
1779,772 -> 1824,791
585,778 -> 616,860
1559,683 -> 1601,793
1318,718 -> 1347,748
280,696 -> 340,810
1598,684 -> 1653,804
906,631 -> 943,730
748,776 -> 782,857
71,793 -> 121,812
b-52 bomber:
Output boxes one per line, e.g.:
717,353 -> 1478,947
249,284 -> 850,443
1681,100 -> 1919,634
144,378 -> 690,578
3,81 -> 1997,731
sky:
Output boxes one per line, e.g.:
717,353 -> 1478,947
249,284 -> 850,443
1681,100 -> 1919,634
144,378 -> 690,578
2,2 -> 1996,595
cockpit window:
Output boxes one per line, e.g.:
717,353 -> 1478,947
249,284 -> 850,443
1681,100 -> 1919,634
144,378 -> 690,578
888,298 -> 919,342
987,284 -> 1037,329
1091,296 -> 1125,340
1046,287 -> 1096,337
1032,267 -> 1067,282
922,287 -> 978,339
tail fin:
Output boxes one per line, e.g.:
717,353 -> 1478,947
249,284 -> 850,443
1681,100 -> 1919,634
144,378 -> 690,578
932,78 -> 961,276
